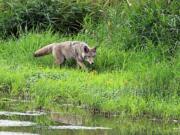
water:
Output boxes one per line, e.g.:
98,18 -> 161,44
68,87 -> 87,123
0,110 -> 179,135
0,131 -> 38,135
0,120 -> 36,127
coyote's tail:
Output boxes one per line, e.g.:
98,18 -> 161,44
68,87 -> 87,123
34,45 -> 53,57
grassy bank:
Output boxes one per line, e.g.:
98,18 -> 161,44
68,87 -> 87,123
0,0 -> 180,119
0,31 -> 179,119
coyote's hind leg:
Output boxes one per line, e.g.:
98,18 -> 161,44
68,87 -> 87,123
53,49 -> 64,67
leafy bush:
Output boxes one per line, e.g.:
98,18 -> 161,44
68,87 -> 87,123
84,0 -> 179,56
0,0 -> 103,38
130,0 -> 180,55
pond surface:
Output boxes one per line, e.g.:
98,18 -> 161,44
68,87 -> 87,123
0,110 -> 179,135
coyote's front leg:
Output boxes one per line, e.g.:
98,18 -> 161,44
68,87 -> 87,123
76,59 -> 87,70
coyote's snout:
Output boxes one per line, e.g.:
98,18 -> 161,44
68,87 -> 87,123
34,41 -> 97,69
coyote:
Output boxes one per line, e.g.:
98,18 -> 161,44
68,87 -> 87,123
34,41 -> 96,69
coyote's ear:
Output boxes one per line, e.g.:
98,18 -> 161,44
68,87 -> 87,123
92,46 -> 98,52
84,46 -> 89,53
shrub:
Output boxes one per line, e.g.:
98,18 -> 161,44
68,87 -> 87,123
84,0 -> 179,56
0,0 -> 103,38
130,0 -> 180,56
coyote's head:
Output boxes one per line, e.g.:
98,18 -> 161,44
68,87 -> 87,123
83,46 -> 96,64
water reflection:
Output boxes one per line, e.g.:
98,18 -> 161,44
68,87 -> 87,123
51,112 -> 83,125
0,111 -> 179,135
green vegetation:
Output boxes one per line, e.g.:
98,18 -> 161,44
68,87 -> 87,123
0,0 -> 103,38
0,0 -> 179,119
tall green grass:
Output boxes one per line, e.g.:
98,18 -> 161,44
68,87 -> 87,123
83,0 -> 179,56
